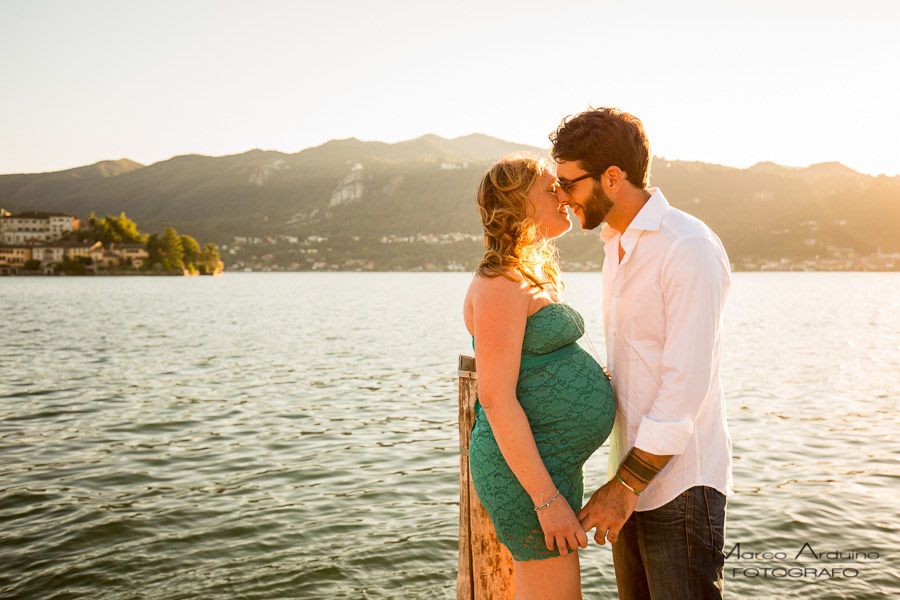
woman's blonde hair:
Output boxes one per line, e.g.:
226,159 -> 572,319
475,153 -> 563,292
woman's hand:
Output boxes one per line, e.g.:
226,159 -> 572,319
535,493 -> 589,556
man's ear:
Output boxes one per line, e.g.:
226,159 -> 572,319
606,166 -> 626,190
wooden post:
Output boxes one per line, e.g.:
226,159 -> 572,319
457,354 -> 515,599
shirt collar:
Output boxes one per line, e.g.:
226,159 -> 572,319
599,222 -> 617,242
598,187 -> 669,242
626,188 -> 668,232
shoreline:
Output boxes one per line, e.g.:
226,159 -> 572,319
1,270 -> 221,277
3,268 -> 899,277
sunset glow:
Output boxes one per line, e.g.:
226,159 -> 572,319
1,0 -> 898,176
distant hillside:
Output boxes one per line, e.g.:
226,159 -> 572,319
1,135 -> 898,270
0,159 -> 145,211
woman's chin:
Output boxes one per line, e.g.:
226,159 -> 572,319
550,220 -> 573,239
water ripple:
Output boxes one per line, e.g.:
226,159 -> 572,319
1,272 -> 897,599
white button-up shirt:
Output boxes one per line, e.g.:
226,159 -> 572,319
601,188 -> 733,511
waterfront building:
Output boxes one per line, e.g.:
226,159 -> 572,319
108,243 -> 149,268
29,241 -> 103,272
98,250 -> 122,270
0,244 -> 32,274
65,241 -> 104,263
30,243 -> 67,265
0,211 -> 79,244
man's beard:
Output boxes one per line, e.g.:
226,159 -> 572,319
578,182 -> 614,230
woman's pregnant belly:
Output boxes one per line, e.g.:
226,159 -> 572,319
516,347 -> 615,468
471,346 -> 615,475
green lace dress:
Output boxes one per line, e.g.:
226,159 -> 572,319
469,302 -> 616,561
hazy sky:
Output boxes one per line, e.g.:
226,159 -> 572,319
1,0 -> 898,176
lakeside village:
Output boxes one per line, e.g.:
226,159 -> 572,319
3,210 -> 896,275
222,230 -> 900,273
0,210 -> 222,276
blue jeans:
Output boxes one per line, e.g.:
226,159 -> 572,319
611,486 -> 726,600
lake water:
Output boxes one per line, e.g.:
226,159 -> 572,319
1,272 -> 898,599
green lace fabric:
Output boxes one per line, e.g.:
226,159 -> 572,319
469,302 -> 616,561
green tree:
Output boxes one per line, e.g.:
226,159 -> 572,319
108,212 -> 146,243
180,235 -> 200,269
87,212 -> 147,245
199,242 -> 221,275
160,227 -> 184,270
24,259 -> 41,270
144,233 -> 163,270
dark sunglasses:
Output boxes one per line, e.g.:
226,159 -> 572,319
557,173 -> 596,191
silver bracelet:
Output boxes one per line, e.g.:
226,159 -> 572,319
534,489 -> 560,512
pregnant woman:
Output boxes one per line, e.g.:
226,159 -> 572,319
462,154 -> 616,599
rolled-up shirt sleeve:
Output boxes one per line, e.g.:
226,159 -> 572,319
633,235 -> 730,456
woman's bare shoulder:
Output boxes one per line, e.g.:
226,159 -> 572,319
467,271 -> 530,308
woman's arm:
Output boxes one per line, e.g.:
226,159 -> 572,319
470,276 -> 588,555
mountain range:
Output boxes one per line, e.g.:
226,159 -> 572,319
1,134 -> 898,269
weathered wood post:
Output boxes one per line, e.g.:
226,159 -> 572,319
457,354 -> 515,599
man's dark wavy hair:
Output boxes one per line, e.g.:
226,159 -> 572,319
550,107 -> 651,189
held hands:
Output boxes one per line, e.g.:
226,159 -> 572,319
576,479 -> 639,545
535,492 -> 588,556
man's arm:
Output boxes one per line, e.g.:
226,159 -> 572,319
578,235 -> 730,544
633,235 -> 730,455
618,447 -> 672,492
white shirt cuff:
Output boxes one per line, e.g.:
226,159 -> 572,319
633,415 -> 694,455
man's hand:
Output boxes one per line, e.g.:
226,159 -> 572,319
576,479 -> 639,545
